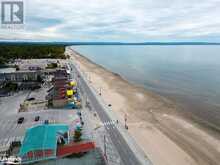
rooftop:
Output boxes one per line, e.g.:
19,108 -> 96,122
19,124 -> 69,160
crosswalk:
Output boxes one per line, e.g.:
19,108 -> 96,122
102,120 -> 119,129
103,120 -> 117,126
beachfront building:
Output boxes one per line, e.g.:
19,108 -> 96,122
50,70 -> 68,107
19,124 -> 96,164
0,71 -> 43,82
19,124 -> 69,164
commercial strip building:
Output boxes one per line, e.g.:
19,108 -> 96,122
48,69 -> 81,109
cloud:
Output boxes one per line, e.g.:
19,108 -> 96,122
0,0 -> 220,41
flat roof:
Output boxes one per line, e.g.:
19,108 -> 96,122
19,124 -> 69,157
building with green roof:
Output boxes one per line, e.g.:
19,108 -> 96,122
19,124 -> 69,164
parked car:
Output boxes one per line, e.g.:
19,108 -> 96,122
26,97 -> 35,101
17,117 -> 24,124
34,116 -> 40,122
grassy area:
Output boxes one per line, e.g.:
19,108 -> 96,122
0,45 -> 65,65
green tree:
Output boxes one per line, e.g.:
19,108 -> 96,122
74,129 -> 82,142
0,45 -> 66,65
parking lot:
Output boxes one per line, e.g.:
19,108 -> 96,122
0,59 -> 109,164
0,90 -> 78,152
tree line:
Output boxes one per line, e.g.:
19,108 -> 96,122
0,45 -> 66,65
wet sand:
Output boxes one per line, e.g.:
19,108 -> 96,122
68,48 -> 220,165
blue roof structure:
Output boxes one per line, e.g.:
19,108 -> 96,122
19,124 -> 69,159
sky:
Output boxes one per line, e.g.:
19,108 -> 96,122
0,0 -> 220,42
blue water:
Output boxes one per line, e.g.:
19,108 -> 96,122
72,45 -> 220,127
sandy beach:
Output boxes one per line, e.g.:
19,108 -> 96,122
69,48 -> 220,165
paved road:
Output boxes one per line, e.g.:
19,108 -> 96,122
69,61 -> 143,165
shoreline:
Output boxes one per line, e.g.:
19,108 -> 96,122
68,48 -> 220,165
73,49 -> 220,135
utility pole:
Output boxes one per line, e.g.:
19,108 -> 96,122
85,95 -> 89,107
99,87 -> 102,96
104,135 -> 107,161
124,113 -> 128,129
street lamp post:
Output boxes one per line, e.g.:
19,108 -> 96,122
124,113 -> 128,129
104,135 -> 107,161
99,87 -> 102,96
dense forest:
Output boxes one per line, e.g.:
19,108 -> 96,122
0,45 -> 65,65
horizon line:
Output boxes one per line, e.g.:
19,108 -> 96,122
0,41 -> 220,46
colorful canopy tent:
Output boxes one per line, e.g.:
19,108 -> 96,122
65,101 -> 81,109
65,101 -> 75,109
69,81 -> 77,87
66,89 -> 74,97
74,92 -> 80,101
19,124 -> 69,164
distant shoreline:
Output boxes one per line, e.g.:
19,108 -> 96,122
0,41 -> 220,46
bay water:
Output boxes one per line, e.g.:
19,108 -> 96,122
73,45 -> 220,128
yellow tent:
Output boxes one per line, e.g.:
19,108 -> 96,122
69,81 -> 77,87
66,89 -> 73,97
